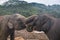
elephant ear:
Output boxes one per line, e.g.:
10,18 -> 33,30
39,15 -> 49,25
8,22 -> 13,29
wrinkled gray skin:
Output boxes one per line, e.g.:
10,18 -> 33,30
26,14 -> 60,40
0,14 -> 26,40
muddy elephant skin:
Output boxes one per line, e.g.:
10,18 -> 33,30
26,14 -> 60,40
0,14 -> 26,40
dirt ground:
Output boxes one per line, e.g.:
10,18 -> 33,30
8,29 -> 49,40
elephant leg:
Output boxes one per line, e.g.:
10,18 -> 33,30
4,37 -> 7,40
0,31 -> 9,40
47,30 -> 59,40
0,34 -> 7,40
10,29 -> 15,40
0,37 -> 7,40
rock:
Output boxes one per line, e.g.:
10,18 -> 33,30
15,29 -> 49,40
15,37 -> 24,40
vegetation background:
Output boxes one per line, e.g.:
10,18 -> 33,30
0,0 -> 60,18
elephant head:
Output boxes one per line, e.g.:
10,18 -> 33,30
26,14 -> 54,33
7,14 -> 26,30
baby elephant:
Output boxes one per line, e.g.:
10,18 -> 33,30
26,14 -> 60,40
0,14 -> 26,40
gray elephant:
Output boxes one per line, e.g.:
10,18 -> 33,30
0,14 -> 26,40
26,14 -> 60,40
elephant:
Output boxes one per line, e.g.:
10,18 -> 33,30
0,14 -> 26,40
25,14 -> 60,40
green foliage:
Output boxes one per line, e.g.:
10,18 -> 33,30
0,1 -> 60,18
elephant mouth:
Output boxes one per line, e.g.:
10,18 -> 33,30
26,26 -> 33,32
27,29 -> 33,32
